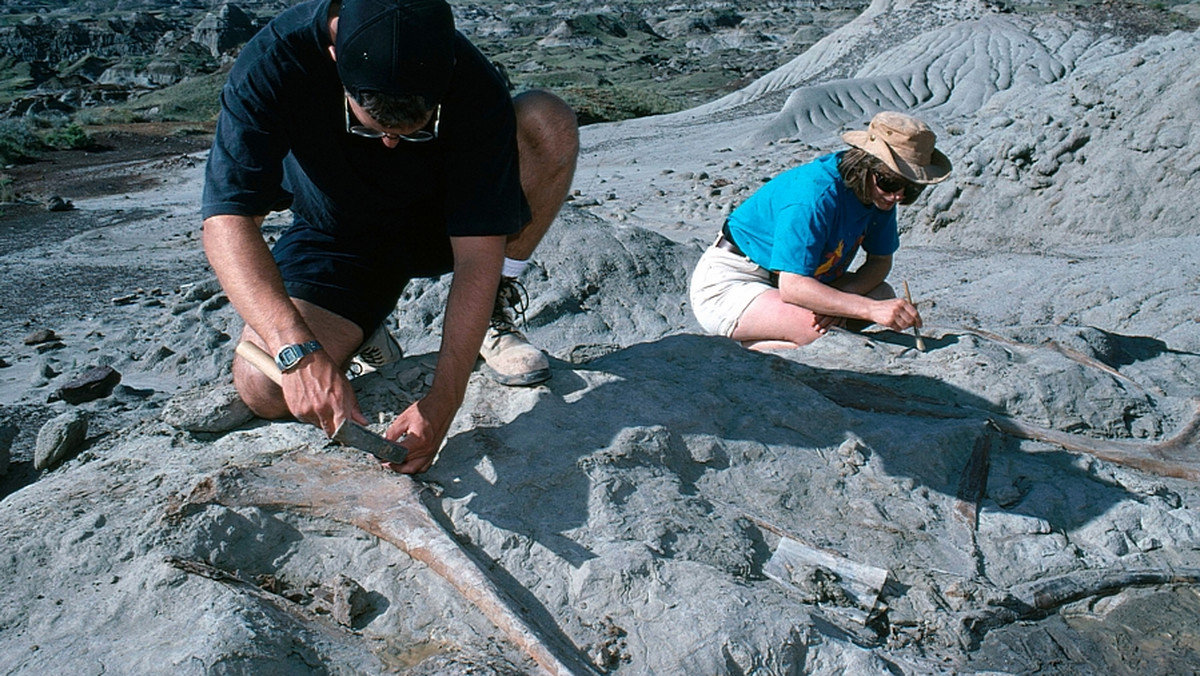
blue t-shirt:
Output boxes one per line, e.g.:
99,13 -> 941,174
726,152 -> 898,283
201,0 -> 524,247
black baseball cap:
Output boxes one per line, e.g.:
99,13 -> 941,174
335,0 -> 456,106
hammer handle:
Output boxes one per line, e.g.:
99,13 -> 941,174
236,341 -> 283,386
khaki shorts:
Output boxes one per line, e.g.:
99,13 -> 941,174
689,242 -> 775,338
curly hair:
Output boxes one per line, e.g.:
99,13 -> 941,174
837,148 -> 925,206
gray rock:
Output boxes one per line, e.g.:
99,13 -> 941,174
45,195 -> 74,212
55,365 -> 122,405
34,341 -> 65,354
162,382 -> 254,434
24,329 -> 60,345
311,574 -> 371,628
34,412 -> 88,470
178,277 -> 223,303
191,4 -> 257,58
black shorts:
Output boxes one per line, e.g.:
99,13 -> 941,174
272,198 -> 531,335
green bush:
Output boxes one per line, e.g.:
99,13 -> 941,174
0,118 -> 41,166
121,69 -> 227,123
75,107 -> 135,126
41,122 -> 93,150
559,84 -> 683,125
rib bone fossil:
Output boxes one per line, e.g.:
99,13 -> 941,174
185,452 -> 599,676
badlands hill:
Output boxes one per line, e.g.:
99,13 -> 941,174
0,0 -> 872,123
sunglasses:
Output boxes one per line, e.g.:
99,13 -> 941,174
873,170 -> 925,200
345,97 -> 440,142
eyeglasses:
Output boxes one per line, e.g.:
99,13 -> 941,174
873,170 -> 908,194
873,170 -> 924,200
344,97 -> 440,142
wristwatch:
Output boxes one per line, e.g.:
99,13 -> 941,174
274,340 -> 323,373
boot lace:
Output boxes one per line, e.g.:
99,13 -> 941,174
490,277 -> 529,335
357,343 -> 389,367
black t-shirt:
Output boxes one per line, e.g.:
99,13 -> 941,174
201,0 -> 524,247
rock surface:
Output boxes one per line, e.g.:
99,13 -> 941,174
161,382 -> 255,434
2,0 -> 1200,674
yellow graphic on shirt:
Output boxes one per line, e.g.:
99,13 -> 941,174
813,240 -> 844,278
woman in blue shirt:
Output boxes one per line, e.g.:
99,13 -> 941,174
690,111 -> 951,349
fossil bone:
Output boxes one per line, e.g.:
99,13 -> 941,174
185,452 -> 599,676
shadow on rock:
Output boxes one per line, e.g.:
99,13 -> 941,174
426,334 -> 1140,580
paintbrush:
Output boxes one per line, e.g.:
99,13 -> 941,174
903,280 -> 926,351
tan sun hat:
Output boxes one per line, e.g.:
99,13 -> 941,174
842,111 -> 952,185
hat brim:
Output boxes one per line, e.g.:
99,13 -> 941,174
842,129 -> 952,185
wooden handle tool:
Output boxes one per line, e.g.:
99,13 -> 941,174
902,280 -> 926,352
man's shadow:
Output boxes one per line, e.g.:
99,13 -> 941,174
420,334 -> 1143,569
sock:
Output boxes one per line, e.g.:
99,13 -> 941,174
501,257 -> 528,279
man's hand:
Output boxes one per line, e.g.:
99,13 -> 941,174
207,214 -> 368,428
380,390 -> 458,474
280,351 -> 367,436
378,233 -> 506,474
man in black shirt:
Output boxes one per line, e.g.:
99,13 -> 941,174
202,0 -> 578,473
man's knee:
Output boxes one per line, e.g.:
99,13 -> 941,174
515,90 -> 579,159
232,355 -> 289,420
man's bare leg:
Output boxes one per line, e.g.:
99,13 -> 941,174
479,90 -> 578,386
507,90 -> 578,260
233,298 -> 364,419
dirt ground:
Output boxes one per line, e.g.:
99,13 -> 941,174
0,122 -> 215,323
0,122 -> 217,493
0,123 -> 213,206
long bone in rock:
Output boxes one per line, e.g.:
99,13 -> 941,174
807,374 -> 1200,482
186,452 -> 599,676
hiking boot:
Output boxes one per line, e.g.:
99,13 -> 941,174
348,325 -> 403,376
480,278 -> 550,386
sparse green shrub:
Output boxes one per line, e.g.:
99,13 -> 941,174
121,69 -> 228,123
41,122 -> 93,150
559,84 -> 683,125
75,107 -> 136,126
171,125 -> 210,138
0,118 -> 41,166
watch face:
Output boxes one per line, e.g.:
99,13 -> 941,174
276,341 -> 322,372
277,345 -> 302,370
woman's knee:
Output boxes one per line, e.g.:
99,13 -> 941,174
868,281 -> 895,300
